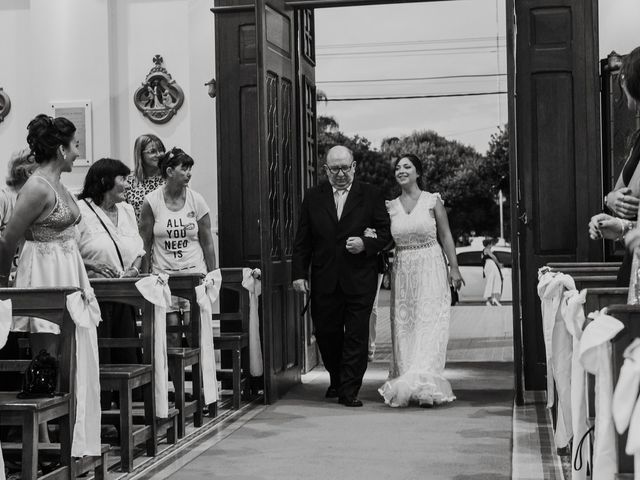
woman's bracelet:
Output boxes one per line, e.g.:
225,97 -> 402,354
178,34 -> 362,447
618,218 -> 635,241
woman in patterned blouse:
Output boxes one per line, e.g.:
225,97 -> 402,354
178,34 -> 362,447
125,134 -> 166,220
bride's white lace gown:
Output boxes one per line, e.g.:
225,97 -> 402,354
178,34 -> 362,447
379,191 -> 456,407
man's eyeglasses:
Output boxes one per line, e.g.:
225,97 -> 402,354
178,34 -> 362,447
325,163 -> 354,175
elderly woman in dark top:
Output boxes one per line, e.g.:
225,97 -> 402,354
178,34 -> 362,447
77,158 -> 145,406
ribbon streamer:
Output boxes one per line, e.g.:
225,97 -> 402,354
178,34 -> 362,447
136,273 -> 171,418
195,270 -> 221,404
612,338 -> 640,480
66,288 -> 102,457
0,298 -> 12,479
242,268 -> 263,376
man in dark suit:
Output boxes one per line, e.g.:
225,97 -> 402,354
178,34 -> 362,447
292,146 -> 391,407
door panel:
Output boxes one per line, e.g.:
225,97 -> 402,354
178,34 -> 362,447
515,0 -> 601,389
296,8 -> 319,372
256,0 -> 303,402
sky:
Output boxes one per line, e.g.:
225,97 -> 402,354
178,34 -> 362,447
315,0 -> 507,155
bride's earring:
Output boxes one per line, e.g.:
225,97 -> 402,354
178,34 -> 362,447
63,153 -> 67,161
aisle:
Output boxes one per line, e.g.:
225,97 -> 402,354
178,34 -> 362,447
162,361 -> 513,480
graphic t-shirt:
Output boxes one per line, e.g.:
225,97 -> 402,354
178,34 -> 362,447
146,187 -> 210,275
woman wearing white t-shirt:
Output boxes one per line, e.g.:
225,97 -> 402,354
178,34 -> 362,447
139,147 -> 217,350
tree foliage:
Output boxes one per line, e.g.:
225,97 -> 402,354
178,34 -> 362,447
316,116 -> 510,241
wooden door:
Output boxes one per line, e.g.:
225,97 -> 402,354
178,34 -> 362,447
255,0 -> 303,401
295,8 -> 319,373
514,0 -> 601,389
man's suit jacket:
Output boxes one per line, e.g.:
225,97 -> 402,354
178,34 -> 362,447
292,180 -> 391,295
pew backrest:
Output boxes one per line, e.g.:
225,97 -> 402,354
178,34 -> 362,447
168,273 -> 204,346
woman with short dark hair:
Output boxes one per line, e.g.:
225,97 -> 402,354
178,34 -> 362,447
77,158 -> 145,404
139,147 -> 216,350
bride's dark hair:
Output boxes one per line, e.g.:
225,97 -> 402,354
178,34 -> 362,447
394,153 -> 424,187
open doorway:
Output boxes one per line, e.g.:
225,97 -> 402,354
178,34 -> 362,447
311,0 -> 513,372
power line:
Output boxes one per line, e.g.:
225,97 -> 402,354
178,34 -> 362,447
317,73 -> 508,84
317,45 -> 506,58
324,91 -> 508,102
316,36 -> 507,50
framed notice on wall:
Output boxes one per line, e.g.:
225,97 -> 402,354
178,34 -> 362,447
50,101 -> 93,166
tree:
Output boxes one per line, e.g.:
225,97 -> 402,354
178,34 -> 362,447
481,124 -> 510,239
382,129 -> 507,240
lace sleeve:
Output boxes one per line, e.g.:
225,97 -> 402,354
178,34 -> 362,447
431,192 -> 444,207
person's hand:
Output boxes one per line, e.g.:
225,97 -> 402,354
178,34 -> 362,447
346,237 -> 365,254
86,262 -> 119,278
363,228 -> 377,239
589,213 -> 624,240
449,267 -> 465,291
121,266 -> 140,278
606,188 -> 640,219
292,279 -> 309,294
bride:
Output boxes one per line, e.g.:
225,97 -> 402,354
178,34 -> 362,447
378,154 -> 464,408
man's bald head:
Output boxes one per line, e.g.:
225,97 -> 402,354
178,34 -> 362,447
326,145 -> 354,166
324,145 -> 355,189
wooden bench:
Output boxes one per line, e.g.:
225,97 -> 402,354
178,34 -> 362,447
167,274 -> 205,438
0,287 -> 109,480
599,304 -> 640,479
90,278 -> 158,472
214,268 -> 252,410
547,262 -> 621,269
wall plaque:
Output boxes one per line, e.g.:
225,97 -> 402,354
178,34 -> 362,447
0,88 -> 11,124
134,55 -> 185,124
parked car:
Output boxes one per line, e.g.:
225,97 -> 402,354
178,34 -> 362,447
455,245 -> 513,303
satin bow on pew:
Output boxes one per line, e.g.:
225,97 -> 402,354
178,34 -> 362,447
242,268 -> 263,377
136,273 -> 171,418
537,269 -> 575,449
65,288 -> 103,457
580,309 -> 624,480
0,298 -> 11,479
195,270 -> 221,404
613,338 -> 640,479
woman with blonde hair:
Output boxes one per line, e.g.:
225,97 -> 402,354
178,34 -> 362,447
125,134 -> 166,219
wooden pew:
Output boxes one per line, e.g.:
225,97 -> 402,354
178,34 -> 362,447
595,304 -> 640,479
214,268 -> 252,410
0,287 -> 109,480
166,273 -> 205,438
90,278 -> 161,472
547,262 -> 621,269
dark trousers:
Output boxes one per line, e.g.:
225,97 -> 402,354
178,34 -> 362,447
311,285 -> 376,399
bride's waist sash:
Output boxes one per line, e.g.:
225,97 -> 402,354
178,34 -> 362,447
395,240 -> 438,251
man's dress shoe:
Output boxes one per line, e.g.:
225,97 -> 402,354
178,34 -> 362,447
325,386 -> 339,398
339,397 -> 363,407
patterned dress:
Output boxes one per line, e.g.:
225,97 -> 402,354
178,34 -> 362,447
379,191 -> 456,407
124,174 -> 164,220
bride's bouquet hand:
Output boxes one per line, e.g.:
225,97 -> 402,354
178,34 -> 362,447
449,268 -> 465,291
363,228 -> 377,238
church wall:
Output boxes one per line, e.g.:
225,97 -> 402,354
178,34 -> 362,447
0,0 -> 218,240
599,0 -> 640,58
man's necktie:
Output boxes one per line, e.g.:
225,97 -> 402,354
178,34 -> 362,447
334,189 -> 347,220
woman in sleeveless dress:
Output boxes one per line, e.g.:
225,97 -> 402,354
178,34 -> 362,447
0,114 -> 90,355
379,154 -> 464,408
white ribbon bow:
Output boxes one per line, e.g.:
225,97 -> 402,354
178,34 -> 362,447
0,299 -> 11,349
195,270 -> 221,404
242,268 -> 263,376
136,273 -> 171,418
66,288 -> 102,457
0,298 -> 11,478
613,338 -> 640,478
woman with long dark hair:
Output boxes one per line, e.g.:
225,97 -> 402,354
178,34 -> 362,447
378,153 -> 464,408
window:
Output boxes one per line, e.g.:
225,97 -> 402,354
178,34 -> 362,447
494,251 -> 512,267
457,252 -> 483,267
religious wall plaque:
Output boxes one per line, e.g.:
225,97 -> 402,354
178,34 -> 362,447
0,88 -> 11,124
134,55 -> 185,124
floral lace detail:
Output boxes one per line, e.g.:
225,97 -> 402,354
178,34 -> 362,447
379,191 -> 455,407
30,239 -> 77,256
